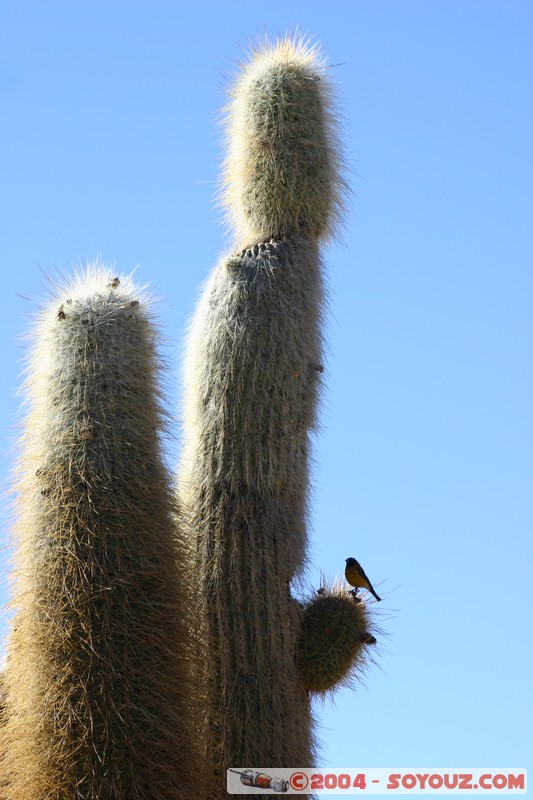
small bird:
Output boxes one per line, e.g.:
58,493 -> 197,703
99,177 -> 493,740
345,557 -> 381,602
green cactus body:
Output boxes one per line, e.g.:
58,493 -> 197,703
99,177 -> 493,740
1,267 -> 198,799
180,37 -> 371,796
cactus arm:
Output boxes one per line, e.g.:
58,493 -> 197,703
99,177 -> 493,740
179,36 -> 371,798
0,267 -> 199,799
222,35 -> 346,246
180,237 -> 321,783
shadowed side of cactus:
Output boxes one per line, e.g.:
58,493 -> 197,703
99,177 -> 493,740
0,267 -> 199,799
179,36 -> 371,799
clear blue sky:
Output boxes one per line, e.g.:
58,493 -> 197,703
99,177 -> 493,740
1,0 -> 531,792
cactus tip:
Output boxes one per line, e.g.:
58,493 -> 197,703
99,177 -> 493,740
222,33 -> 347,246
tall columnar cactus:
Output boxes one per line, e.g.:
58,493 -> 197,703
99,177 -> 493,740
0,268 -> 200,799
179,36 -> 375,797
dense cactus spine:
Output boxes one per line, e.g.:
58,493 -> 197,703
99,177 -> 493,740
222,35 -> 346,246
179,36 -> 370,798
0,267 -> 199,799
297,587 -> 375,694
182,235 -> 322,500
180,236 -> 321,785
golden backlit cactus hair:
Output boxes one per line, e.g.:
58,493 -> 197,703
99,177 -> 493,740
179,36 -> 371,799
0,266 -> 199,799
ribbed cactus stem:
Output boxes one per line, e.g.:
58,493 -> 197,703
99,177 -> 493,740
0,267 -> 198,799
179,36 -> 348,799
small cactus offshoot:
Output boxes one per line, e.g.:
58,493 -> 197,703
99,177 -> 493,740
297,584 -> 376,694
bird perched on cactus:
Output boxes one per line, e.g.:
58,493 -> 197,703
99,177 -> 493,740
345,557 -> 382,602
